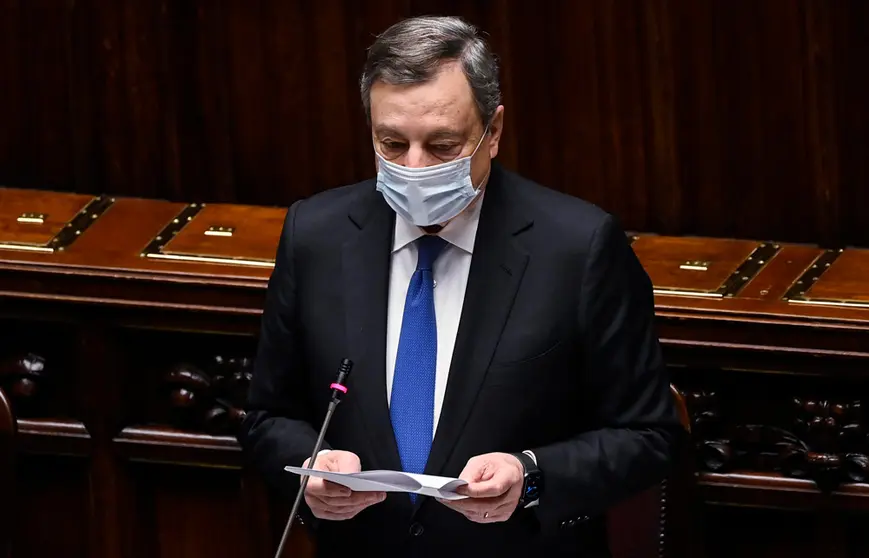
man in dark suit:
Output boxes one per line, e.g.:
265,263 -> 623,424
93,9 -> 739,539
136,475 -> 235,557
238,15 -> 682,558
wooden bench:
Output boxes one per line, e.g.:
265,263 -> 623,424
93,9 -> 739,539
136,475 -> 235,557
2,186 -> 869,556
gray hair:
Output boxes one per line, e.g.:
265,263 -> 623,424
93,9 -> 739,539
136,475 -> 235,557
360,16 -> 501,126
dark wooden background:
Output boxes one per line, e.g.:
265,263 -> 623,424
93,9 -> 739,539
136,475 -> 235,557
1,0 -> 867,247
3,3 -> 869,557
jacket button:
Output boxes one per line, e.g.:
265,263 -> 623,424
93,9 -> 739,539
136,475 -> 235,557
409,522 -> 424,537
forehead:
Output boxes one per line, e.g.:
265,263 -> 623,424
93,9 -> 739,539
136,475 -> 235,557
370,62 -> 478,134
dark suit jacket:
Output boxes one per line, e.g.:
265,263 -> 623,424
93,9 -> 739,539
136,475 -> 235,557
238,163 -> 682,558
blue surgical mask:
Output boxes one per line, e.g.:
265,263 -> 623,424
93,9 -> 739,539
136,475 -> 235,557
375,130 -> 488,226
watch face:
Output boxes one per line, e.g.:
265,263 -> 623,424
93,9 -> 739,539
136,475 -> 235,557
525,474 -> 541,500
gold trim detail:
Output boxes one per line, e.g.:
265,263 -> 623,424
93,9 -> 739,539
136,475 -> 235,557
204,226 -> 234,237
653,242 -> 781,299
0,196 -> 115,253
788,298 -> 869,309
17,213 -> 47,224
140,203 -> 274,268
680,261 -> 710,271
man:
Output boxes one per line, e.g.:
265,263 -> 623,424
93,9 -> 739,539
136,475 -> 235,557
239,15 -> 681,558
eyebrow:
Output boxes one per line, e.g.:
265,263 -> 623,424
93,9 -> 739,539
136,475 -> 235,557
374,126 -> 464,140
428,129 -> 464,140
373,125 -> 402,137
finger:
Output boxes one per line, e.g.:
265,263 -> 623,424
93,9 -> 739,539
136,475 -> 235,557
332,454 -> 362,474
458,460 -> 493,485
462,470 -> 513,498
310,505 -> 367,521
309,495 -> 386,520
482,499 -> 519,522
463,507 -> 496,524
323,480 -> 353,496
308,494 -> 367,509
438,489 -> 516,518
308,491 -> 387,512
317,491 -> 386,507
465,501 -> 514,524
454,484 -> 515,509
438,496 -> 497,516
436,498 -> 481,519
306,478 -> 351,498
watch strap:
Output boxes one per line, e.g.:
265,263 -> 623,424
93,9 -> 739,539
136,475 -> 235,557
512,451 -> 542,507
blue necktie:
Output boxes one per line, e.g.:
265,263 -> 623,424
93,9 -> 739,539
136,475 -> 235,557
391,235 -> 448,487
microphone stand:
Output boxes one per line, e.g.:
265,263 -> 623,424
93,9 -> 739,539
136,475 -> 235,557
274,358 -> 353,558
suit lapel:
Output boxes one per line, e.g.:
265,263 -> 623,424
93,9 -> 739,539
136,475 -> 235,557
423,167 -> 532,479
342,188 -> 403,473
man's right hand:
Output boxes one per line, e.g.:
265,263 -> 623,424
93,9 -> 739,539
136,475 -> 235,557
302,450 -> 386,520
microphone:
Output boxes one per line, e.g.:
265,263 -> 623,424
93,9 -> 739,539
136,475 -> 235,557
274,358 -> 353,558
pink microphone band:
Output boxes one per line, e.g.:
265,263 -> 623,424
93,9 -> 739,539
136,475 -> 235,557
330,383 -> 348,394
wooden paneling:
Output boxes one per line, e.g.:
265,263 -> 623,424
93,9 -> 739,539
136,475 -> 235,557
0,1 -> 867,247
127,463 -> 268,558
13,455 -> 91,558
701,507 -> 869,558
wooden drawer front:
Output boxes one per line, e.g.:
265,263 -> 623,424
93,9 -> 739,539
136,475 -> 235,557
142,203 -> 286,268
632,236 -> 780,298
0,188 -> 113,252
785,248 -> 869,309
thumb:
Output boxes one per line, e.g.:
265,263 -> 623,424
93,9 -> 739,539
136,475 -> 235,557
463,468 -> 511,498
331,451 -> 362,473
319,456 -> 338,472
455,458 -> 493,495
459,457 -> 494,484
306,452 -> 337,472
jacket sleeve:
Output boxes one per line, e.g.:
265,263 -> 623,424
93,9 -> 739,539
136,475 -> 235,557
237,199 -> 331,506
530,214 -> 684,529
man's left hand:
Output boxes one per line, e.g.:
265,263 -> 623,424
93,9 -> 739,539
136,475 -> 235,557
437,452 -> 524,523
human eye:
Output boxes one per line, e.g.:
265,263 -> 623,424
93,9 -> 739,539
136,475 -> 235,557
380,139 -> 407,158
430,143 -> 461,159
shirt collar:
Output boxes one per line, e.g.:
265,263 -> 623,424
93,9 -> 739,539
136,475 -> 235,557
392,193 -> 484,254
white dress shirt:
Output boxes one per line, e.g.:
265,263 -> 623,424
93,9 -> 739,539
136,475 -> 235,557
382,194 -> 540,504
385,196 -> 483,436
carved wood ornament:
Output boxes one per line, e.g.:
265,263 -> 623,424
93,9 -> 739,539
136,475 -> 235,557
685,390 -> 869,491
162,356 -> 252,435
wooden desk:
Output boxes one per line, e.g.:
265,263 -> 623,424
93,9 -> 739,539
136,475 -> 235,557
2,187 -> 869,557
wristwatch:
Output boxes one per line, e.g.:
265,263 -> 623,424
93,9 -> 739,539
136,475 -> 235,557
513,451 -> 543,507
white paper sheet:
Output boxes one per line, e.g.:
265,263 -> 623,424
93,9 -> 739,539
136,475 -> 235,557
284,466 -> 469,500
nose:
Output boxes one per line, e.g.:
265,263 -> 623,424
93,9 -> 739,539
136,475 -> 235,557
404,144 -> 428,168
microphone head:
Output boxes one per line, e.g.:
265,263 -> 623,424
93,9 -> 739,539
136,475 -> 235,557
337,358 -> 353,380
